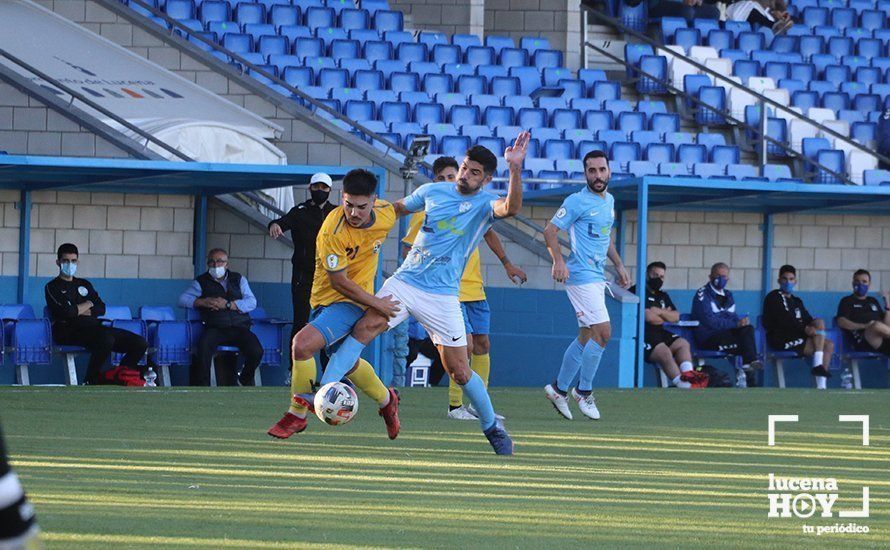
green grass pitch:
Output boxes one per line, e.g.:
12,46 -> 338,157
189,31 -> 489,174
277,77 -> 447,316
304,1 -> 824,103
1,386 -> 888,548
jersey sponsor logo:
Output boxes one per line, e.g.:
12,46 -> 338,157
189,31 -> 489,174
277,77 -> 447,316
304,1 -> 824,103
78,286 -> 88,297
373,240 -> 382,253
436,217 -> 464,236
458,201 -> 471,213
871,304 -> 878,311
326,254 -> 339,269
556,207 -> 567,218
451,336 -> 461,341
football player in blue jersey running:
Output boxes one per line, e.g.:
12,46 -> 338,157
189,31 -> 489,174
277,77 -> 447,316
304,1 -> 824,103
296,131 -> 530,455
542,150 -> 630,420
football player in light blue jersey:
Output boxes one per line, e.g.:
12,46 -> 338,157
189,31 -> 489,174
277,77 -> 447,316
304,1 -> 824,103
542,150 -> 630,421
297,131 -> 531,455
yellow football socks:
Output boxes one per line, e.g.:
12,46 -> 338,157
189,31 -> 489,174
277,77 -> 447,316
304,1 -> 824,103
288,358 -> 316,417
346,358 -> 389,406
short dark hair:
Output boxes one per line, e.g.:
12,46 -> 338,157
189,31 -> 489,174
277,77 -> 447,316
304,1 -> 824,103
779,265 -> 796,277
854,268 -> 871,280
57,243 -> 78,259
464,145 -> 498,175
582,149 -> 608,167
432,156 -> 459,177
342,168 -> 378,196
646,261 -> 666,272
710,262 -> 729,274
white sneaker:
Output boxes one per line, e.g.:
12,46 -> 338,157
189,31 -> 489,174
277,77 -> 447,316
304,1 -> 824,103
571,388 -> 601,420
447,406 -> 478,420
675,380 -> 692,389
736,368 -> 748,388
466,403 -> 505,421
544,384 -> 573,420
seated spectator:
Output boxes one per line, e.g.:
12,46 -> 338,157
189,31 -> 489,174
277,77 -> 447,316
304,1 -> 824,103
178,248 -> 263,386
726,1 -> 793,35
692,262 -> 763,387
878,108 -> 890,170
44,243 -> 148,385
762,265 -> 833,389
836,269 -> 890,357
630,262 -> 705,388
645,0 -> 720,22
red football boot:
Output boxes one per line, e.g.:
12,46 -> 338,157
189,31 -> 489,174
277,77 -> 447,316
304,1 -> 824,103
267,412 -> 308,439
378,388 -> 400,440
118,367 -> 146,387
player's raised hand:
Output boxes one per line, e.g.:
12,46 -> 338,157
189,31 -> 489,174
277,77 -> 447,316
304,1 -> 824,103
373,294 -> 402,318
505,130 -> 531,168
552,259 -> 569,283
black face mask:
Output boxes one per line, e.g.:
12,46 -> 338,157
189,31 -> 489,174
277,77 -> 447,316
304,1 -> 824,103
310,189 -> 330,205
647,277 -> 663,291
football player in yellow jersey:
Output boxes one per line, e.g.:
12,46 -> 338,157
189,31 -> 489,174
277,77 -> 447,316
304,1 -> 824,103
268,169 -> 402,440
402,157 -> 527,420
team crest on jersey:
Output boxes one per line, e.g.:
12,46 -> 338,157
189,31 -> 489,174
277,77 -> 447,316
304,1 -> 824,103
871,304 -> 878,311
459,201 -> 471,213
326,254 -> 339,269
78,286 -> 88,297
372,240 -> 382,253
556,207 -> 567,218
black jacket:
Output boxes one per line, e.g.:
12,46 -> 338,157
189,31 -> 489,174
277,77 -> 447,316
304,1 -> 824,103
270,199 -> 336,277
763,289 -> 813,338
45,276 -> 106,328
195,271 -> 252,329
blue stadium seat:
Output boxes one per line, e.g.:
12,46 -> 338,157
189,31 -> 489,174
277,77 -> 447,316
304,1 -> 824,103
697,132 -> 726,152
619,0 -> 648,32
724,20 -> 750,38
693,17 -> 720,36
645,143 -> 674,164
764,61 -> 790,83
471,93 -> 502,113
165,0 -> 195,20
838,109 -> 867,125
578,68 -> 607,94
235,2 -> 266,26
485,35 -> 515,55
778,78 -> 806,96
379,101 -> 410,123
856,38 -> 883,60
373,10 -> 403,32
495,125 -> 524,141
389,71 -> 419,93
658,162 -> 689,177
200,1 -> 230,25
552,109 -> 582,130
577,140 -> 607,158
524,158 -> 556,181
816,149 -> 846,183
283,65 -> 314,87
455,74 -> 486,96
476,136 -> 506,154
345,99 -> 375,121
270,52 -> 302,72
611,142 -> 641,170
362,40 -> 392,62
489,76 -> 520,97
509,67 -> 542,95
841,55 -> 869,73
542,67 -> 573,87
584,109 -> 613,131
831,7 -> 857,30
558,78 -> 586,99
677,143 -> 707,164
738,32 -> 765,54
399,91 -> 432,105
533,49 -> 563,70
461,125 -> 490,143
543,139 -> 574,160
629,160 -> 658,177
315,26 -> 349,48
348,28 -> 379,42
802,136 -> 831,167
331,88 -> 362,106
694,163 -> 725,179
603,99 -> 633,117
435,92 -> 467,111
420,73 -> 451,96
617,111 -> 646,133
727,163 -> 760,179
278,24 -> 311,45
664,131 -> 694,146
861,9 -> 886,31
828,36 -> 854,58
751,50 -> 781,68
516,108 -> 546,128
637,101 -> 668,119
637,56 -> 668,94
803,6 -> 829,28
477,64 -> 509,82
293,36 -> 323,58
598,129 -> 628,147
383,30 -> 414,49
223,32 -> 253,53
425,122 -> 458,144
864,169 -> 890,185
339,8 -> 369,30
484,106 -> 515,127
711,145 -> 741,165
499,47 -> 529,68
720,48 -> 749,65
851,121 -> 876,144
810,53 -> 838,76
374,59 -> 408,78
407,61 -> 438,78
451,33 -> 482,52
733,60 -> 760,84
397,43 -> 428,64
431,44 -> 460,65
660,17 -> 687,43
567,97 -> 597,114
537,96 -> 567,114
466,46 -> 496,66
822,91 -> 850,111
762,164 -> 792,181
255,35 -> 286,57
625,44 -> 654,79
697,86 -> 727,126
326,0 -> 355,14
674,28 -> 701,53
352,69 -> 383,90
770,35 -> 798,54
448,104 -> 479,126
330,38 -> 360,59
707,29 -> 733,51
790,62 -> 815,82
683,74 -> 712,104
592,80 -> 621,102
270,4 -> 300,28
304,6 -> 335,29
631,130 -> 659,151
414,102 -> 444,125
854,93 -> 881,113
854,66 -> 881,87
521,36 -> 551,55
792,90 -> 819,112
360,0 -> 389,15
650,113 -> 680,135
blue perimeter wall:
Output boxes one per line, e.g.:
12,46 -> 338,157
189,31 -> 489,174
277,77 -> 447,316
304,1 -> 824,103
0,277 -> 886,389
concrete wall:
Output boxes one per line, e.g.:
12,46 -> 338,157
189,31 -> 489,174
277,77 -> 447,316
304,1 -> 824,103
484,0 -> 582,70
0,80 -> 134,158
388,0 -> 485,37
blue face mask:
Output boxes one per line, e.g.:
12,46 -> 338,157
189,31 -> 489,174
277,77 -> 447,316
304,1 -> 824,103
779,281 -> 795,294
711,275 -> 728,290
60,262 -> 77,278
854,282 -> 869,297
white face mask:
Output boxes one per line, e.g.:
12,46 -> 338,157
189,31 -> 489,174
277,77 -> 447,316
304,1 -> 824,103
209,266 -> 226,279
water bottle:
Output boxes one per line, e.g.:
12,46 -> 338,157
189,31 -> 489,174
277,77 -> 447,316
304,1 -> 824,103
840,368 -> 853,390
144,367 -> 158,387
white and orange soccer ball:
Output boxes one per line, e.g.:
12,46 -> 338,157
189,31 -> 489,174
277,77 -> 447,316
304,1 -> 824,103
314,382 -> 359,426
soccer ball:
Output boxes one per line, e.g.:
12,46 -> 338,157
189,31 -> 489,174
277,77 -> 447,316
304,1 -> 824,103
314,382 -> 359,426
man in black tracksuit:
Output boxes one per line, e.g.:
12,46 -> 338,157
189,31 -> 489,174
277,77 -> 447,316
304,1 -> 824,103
178,248 -> 263,386
268,172 -> 336,341
44,243 -> 148,385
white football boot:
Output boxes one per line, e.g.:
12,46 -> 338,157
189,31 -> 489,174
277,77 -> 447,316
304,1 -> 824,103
466,403 -> 505,421
544,384 -> 573,420
447,406 -> 478,420
571,388 -> 601,420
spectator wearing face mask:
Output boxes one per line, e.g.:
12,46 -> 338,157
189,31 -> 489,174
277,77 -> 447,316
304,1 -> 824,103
178,248 -> 263,386
268,172 -> 337,342
836,269 -> 890,357
762,265 -> 834,389
691,263 -> 763,385
44,243 -> 148,385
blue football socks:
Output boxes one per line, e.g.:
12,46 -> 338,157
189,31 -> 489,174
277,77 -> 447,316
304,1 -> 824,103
556,338 -> 584,394
461,372 -> 496,431
577,340 -> 605,394
320,335 -> 366,385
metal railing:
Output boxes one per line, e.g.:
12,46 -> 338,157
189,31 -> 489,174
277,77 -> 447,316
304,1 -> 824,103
582,6 -> 890,181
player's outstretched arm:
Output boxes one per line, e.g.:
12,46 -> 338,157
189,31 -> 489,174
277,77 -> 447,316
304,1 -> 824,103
543,222 -> 569,283
607,233 -> 630,288
483,229 -> 527,285
493,131 -> 530,219
393,199 -> 413,218
327,270 -> 400,318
